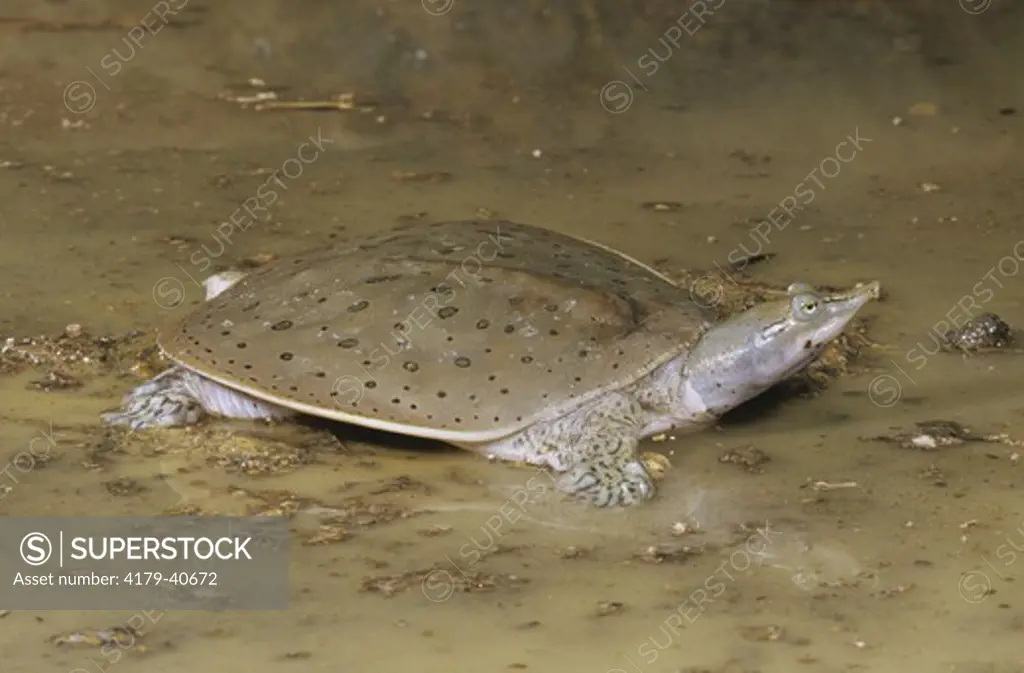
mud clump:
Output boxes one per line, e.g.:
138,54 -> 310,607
361,568 -> 529,598
208,435 -> 319,476
864,420 -> 1024,451
1,325 -> 163,382
941,313 -> 1014,353
719,445 -> 771,472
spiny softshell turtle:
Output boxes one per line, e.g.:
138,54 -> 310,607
104,219 -> 880,507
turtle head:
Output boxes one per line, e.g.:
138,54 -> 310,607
683,281 -> 880,415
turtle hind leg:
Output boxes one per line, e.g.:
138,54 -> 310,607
556,430 -> 655,507
101,367 -> 204,430
102,367 -> 291,430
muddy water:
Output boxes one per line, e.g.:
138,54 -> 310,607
2,1 -> 1024,671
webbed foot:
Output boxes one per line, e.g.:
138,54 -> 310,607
101,367 -> 205,430
556,430 -> 655,507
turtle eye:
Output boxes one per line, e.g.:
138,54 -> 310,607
791,294 -> 820,320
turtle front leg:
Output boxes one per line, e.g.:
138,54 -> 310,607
556,430 -> 655,507
544,394 -> 658,507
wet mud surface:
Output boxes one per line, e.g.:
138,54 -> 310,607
2,0 -> 1024,672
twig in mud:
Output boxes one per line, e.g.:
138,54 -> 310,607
804,479 -> 861,491
727,252 -> 776,271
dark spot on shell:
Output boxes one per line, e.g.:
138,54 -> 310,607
236,342 -> 248,349
315,372 -> 326,378
391,398 -> 401,404
366,381 -> 377,389
403,361 -> 419,373
220,330 -> 231,336
544,304 -> 559,312
504,324 -> 516,334
549,329 -> 559,336
578,349 -> 589,358
271,320 -> 293,331
317,297 -> 328,304
488,374 -> 497,381
437,391 -> 447,398
521,355 -> 534,364
476,319 -> 490,329
280,352 -> 294,361
438,306 -> 459,319
348,300 -> 370,313
454,357 -> 471,368
500,388 -> 509,394
394,322 -> 409,332
338,338 -> 359,349
496,252 -> 515,259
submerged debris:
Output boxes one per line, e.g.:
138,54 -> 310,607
719,445 -> 770,472
1,326 -> 161,380
864,420 -> 1024,450
640,451 -> 672,481
641,201 -> 684,212
738,624 -> 805,644
301,525 -> 350,545
361,568 -> 529,598
390,170 -> 453,184
210,435 -> 318,475
104,477 -> 147,497
50,626 -> 146,651
28,370 -> 83,391
595,601 -> 625,617
557,545 -> 592,559
307,498 -> 422,529
636,543 -> 705,564
941,313 -> 1014,353
417,524 -> 453,537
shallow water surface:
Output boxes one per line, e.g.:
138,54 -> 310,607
1,1 -> 1024,671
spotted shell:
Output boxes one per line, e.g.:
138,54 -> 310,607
160,220 -> 710,443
